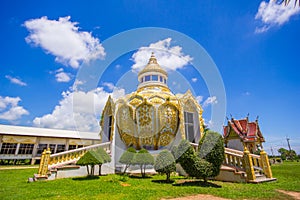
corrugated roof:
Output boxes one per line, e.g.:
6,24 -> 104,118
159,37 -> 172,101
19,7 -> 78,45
0,124 -> 100,140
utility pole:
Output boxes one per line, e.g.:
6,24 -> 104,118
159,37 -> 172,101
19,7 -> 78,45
286,137 -> 292,152
271,146 -> 274,157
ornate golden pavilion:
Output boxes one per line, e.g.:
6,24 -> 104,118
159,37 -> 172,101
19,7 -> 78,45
100,53 -> 204,151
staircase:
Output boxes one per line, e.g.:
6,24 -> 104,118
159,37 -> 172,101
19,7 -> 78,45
34,142 -> 111,180
191,143 -> 277,183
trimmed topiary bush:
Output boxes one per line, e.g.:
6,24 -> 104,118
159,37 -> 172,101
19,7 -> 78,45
132,148 -> 154,177
95,148 -> 111,175
76,148 -> 111,176
174,140 -> 213,181
198,130 -> 225,177
77,150 -> 103,175
119,147 -> 137,173
154,150 -> 176,182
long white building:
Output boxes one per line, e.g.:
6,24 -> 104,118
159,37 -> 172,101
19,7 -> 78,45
0,124 -> 101,164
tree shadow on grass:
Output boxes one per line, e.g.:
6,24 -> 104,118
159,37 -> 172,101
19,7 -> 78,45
129,174 -> 153,179
173,180 -> 221,188
152,180 -> 175,184
72,175 -> 100,181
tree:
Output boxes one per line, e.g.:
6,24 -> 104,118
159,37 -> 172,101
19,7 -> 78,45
119,147 -> 136,174
154,150 -> 176,182
95,148 -> 111,175
198,130 -> 225,177
278,148 -> 296,161
76,148 -> 111,176
76,150 -> 103,176
278,148 -> 288,160
132,148 -> 154,178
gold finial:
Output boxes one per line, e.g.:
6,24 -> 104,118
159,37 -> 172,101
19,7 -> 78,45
148,52 -> 158,64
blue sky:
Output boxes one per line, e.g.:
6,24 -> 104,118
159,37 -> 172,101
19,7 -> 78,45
0,0 -> 299,155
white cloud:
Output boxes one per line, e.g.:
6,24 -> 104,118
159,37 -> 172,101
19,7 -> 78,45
203,96 -> 218,107
243,91 -> 251,96
131,38 -> 193,72
54,68 -> 72,82
102,82 -> 115,91
0,96 -> 29,121
5,75 -> 27,86
255,0 -> 300,33
24,16 -> 105,68
33,85 -> 125,132
196,95 -> 203,103
191,78 -> 197,82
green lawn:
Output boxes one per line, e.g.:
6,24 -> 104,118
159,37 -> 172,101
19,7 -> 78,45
0,162 -> 299,200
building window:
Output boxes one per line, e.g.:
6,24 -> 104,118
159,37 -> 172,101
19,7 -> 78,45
49,144 -> 56,154
68,145 -> 77,150
160,76 -> 163,82
36,144 -> 47,156
184,112 -> 195,143
77,145 -> 84,148
164,78 -> 166,84
18,144 -> 34,154
0,143 -> 17,154
152,75 -> 158,81
56,144 -> 65,153
145,75 -> 150,81
108,116 -> 113,141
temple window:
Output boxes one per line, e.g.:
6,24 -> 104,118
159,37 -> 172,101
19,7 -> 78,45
152,75 -> 158,81
184,112 -> 195,143
164,78 -> 166,84
160,76 -> 163,82
108,116 -> 113,141
18,143 -> 34,154
145,75 -> 151,81
0,143 -> 17,154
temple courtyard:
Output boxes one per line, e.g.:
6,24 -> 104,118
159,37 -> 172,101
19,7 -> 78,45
0,161 -> 299,200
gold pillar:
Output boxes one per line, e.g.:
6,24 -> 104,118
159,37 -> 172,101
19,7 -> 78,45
38,148 -> 51,176
243,146 -> 256,181
260,150 -> 273,178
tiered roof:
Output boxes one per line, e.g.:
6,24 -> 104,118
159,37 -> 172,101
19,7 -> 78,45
223,117 -> 265,143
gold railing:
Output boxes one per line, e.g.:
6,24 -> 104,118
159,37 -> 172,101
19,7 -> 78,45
38,142 -> 111,176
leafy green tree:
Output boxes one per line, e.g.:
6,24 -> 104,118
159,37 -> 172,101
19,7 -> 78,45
95,148 -> 111,175
198,130 -> 225,177
119,147 -> 136,173
76,150 -> 102,175
154,150 -> 176,182
278,148 -> 288,160
132,148 -> 154,178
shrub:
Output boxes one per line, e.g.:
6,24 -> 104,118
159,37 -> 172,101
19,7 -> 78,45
119,147 -> 136,173
198,130 -> 225,177
77,151 -> 103,175
95,148 -> 111,175
154,150 -> 176,182
175,140 -> 213,181
76,148 -> 111,176
132,148 -> 154,177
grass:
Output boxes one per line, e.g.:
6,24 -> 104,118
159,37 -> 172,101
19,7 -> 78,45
0,162 -> 299,200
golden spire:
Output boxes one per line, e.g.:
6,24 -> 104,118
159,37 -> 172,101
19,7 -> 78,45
148,52 -> 158,64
